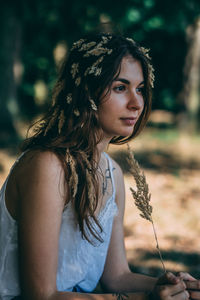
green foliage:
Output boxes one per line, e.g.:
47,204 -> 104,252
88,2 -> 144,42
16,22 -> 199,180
150,129 -> 179,142
2,0 -> 200,121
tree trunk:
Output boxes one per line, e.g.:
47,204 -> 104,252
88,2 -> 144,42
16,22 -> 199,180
0,3 -> 21,146
178,17 -> 200,132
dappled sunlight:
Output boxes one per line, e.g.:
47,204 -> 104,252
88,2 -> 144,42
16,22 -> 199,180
34,80 -> 49,106
53,41 -> 68,66
0,150 -> 17,186
1,128 -> 200,277
13,60 -> 24,85
108,129 -> 200,277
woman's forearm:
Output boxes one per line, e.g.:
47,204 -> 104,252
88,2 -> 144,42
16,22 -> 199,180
20,288 -> 149,300
102,272 -> 157,294
50,290 -> 149,300
120,272 -> 157,292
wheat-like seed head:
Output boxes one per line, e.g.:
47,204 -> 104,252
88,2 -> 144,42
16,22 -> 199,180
79,151 -> 96,211
127,144 -> 153,222
127,144 -> 166,272
66,150 -> 78,198
86,169 -> 96,211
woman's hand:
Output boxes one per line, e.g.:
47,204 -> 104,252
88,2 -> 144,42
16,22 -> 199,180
150,272 -> 189,300
176,272 -> 200,300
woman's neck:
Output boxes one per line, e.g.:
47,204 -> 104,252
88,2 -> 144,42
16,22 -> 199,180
96,137 -> 111,155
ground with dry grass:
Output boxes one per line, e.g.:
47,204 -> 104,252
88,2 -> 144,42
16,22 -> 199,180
108,128 -> 200,277
0,128 -> 200,277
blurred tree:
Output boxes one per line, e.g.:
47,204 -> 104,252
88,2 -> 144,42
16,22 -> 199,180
0,2 -> 22,146
178,16 -> 200,131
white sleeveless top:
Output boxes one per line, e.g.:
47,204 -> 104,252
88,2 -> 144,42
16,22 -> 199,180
0,152 -> 118,300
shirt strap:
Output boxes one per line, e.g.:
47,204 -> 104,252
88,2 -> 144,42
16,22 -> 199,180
103,152 -> 116,199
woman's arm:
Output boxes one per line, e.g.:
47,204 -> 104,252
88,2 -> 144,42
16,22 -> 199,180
100,159 -> 156,293
47,273 -> 188,300
99,159 -> 196,300
16,151 -> 66,299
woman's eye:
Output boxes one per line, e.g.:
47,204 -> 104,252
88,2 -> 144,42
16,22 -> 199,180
136,87 -> 144,94
113,85 -> 126,92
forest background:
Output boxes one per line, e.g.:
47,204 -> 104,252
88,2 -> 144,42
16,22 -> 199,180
0,0 -> 200,278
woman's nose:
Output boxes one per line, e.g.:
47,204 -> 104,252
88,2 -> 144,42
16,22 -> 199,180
127,91 -> 144,110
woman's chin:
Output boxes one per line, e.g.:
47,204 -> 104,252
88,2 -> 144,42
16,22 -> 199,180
102,127 -> 134,139
119,128 -> 134,137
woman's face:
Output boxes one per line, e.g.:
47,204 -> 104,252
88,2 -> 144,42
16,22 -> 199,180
98,55 -> 145,140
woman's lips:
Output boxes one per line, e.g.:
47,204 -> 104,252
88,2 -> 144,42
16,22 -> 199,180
120,117 -> 137,126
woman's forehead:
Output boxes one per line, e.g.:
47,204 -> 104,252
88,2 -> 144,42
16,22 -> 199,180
117,56 -> 144,82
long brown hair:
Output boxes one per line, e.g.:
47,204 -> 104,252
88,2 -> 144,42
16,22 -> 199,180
21,33 -> 154,243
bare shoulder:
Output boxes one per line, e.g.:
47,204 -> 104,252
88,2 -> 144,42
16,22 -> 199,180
12,151 -> 69,296
15,150 -> 67,209
18,149 -> 63,172
15,150 -> 64,185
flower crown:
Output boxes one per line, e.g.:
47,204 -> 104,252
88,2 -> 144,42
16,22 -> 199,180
69,35 -> 155,90
70,35 -> 113,87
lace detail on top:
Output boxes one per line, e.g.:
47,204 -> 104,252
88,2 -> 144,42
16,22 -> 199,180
0,152 -> 118,299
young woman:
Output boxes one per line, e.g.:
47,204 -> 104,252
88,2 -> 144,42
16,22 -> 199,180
0,33 -> 199,300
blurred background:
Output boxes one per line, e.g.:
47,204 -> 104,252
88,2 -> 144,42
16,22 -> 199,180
0,0 -> 200,278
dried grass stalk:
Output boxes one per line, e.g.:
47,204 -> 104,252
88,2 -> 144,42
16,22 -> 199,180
127,144 -> 166,273
66,150 -> 78,198
79,151 -> 97,211
86,169 -> 96,211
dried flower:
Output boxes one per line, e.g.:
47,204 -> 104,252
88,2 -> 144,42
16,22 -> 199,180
70,39 -> 86,51
84,47 -> 112,57
102,35 -> 112,43
94,68 -> 102,76
66,150 -> 78,198
71,63 -> 79,79
89,98 -> 97,111
139,47 -> 155,88
78,41 -> 96,51
127,144 -> 166,273
126,37 -> 135,44
126,37 -> 155,88
66,93 -> 72,104
149,64 -> 155,88
75,77 -> 81,86
85,66 -> 101,76
93,56 -> 104,66
73,109 -> 80,116
140,47 -> 151,59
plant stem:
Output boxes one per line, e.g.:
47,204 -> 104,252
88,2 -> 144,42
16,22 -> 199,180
151,219 -> 166,273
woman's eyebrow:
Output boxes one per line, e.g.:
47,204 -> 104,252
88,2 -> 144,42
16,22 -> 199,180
138,81 -> 145,86
114,78 -> 145,86
114,78 -> 130,84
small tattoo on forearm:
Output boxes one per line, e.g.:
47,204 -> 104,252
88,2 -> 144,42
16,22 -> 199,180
112,293 -> 129,300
